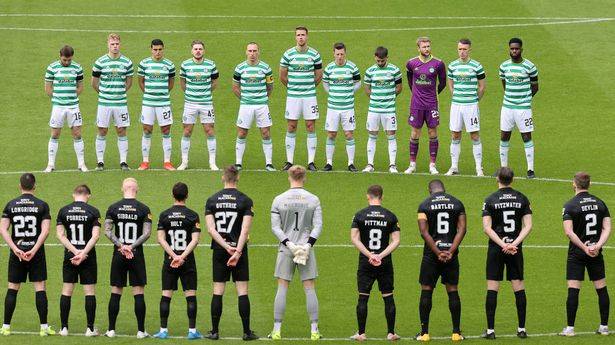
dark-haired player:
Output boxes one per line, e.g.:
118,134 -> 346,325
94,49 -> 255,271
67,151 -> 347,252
350,185 -> 400,341
154,182 -> 203,339
498,38 -> 539,178
559,172 -> 611,336
0,173 -> 55,336
56,184 -> 101,336
482,167 -> 532,339
415,180 -> 466,341
104,178 -> 152,338
204,166 -> 258,340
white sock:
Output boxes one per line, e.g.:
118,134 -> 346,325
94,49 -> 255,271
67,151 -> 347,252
346,138 -> 355,166
487,329 -> 494,334
367,134 -> 377,165
162,134 -> 172,162
285,132 -> 296,163
160,327 -> 168,333
499,140 -> 509,167
188,328 -> 196,333
273,321 -> 282,333
48,138 -> 58,167
517,327 -> 526,332
95,135 -> 106,163
236,137 -> 246,165
207,136 -> 217,165
41,324 -> 48,330
524,140 -> 534,171
181,136 -> 191,162
117,136 -> 128,163
262,138 -> 273,165
472,139 -> 483,169
325,137 -> 335,165
387,134 -> 397,166
73,138 -> 85,166
307,132 -> 317,164
450,139 -> 461,169
311,322 -> 318,333
141,133 -> 152,162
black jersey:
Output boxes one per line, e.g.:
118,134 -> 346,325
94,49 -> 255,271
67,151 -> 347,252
105,198 -> 152,253
157,205 -> 201,256
417,192 -> 465,257
351,205 -> 400,263
482,187 -> 532,246
2,194 -> 51,251
205,188 -> 254,250
563,192 -> 610,256
56,201 -> 101,256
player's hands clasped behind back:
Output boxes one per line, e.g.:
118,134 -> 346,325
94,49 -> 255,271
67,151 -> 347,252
502,243 -> 518,255
170,254 -> 185,268
586,243 -> 600,257
368,253 -> 382,266
12,248 -> 26,261
119,244 -> 134,259
70,250 -> 88,265
437,250 -> 453,263
286,241 -> 310,265
227,251 -> 242,267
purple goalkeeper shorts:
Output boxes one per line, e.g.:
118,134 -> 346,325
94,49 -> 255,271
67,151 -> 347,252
408,108 -> 440,129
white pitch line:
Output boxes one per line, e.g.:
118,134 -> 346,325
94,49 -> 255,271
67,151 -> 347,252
0,18 -> 611,34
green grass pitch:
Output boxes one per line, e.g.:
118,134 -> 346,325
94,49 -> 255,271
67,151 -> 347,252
1,0 -> 615,343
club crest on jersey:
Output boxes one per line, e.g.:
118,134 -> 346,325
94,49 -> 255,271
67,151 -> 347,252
429,67 -> 435,73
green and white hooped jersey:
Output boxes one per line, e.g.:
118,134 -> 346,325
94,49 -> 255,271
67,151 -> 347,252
92,54 -> 134,107
364,63 -> 402,114
45,60 -> 84,107
233,60 -> 273,105
280,46 -> 322,98
499,58 -> 538,110
137,57 -> 175,107
447,58 -> 485,105
323,60 -> 360,111
180,58 -> 218,105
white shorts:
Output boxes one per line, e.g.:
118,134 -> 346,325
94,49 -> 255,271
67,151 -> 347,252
182,103 -> 215,125
325,109 -> 355,132
236,104 -> 272,129
366,112 -> 397,131
49,106 -> 82,128
274,247 -> 318,281
96,105 -> 130,128
140,105 -> 173,127
285,97 -> 319,120
500,107 -> 534,133
449,103 -> 480,132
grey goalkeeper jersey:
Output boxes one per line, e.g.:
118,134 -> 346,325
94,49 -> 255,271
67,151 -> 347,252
271,188 -> 323,250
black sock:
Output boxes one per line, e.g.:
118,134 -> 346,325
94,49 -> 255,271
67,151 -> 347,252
597,287 -> 610,326
383,295 -> 396,334
35,291 -> 48,324
85,295 -> 96,330
60,295 -> 71,328
485,290 -> 498,330
186,296 -> 197,329
238,295 -> 251,334
3,289 -> 18,325
514,290 -> 527,329
448,291 -> 461,333
356,295 -> 369,334
211,294 -> 223,333
134,294 -> 146,332
159,296 -> 171,328
108,293 -> 121,331
419,289 -> 433,334
566,288 -> 580,327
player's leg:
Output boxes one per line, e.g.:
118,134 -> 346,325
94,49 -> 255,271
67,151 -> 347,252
139,105 -> 155,170
34,280 -> 53,335
235,282 -> 257,339
82,284 -> 97,336
304,98 -> 319,169
521,130 -> 534,178
1,281 -> 20,335
341,109 -> 356,171
515,109 -> 535,177
364,112 -> 379,172
302,279 -> 320,339
484,246 -> 503,338
590,256 -> 609,334
406,109 -> 424,173
469,131 -> 483,176
235,105 -> 253,169
210,282 -> 225,338
511,279 -> 527,337
499,107 -> 514,169
271,279 -> 289,339
443,256 -> 462,339
184,290 -> 199,338
155,290 -> 173,338
114,107 -> 130,169
106,286 -> 123,336
283,98 -> 300,168
179,120 -> 194,171
203,121 -> 217,170
157,106 -> 174,169
561,279 -> 582,336
484,280 -> 500,338
95,105 -> 110,170
132,286 -> 147,336
384,113 -> 398,172
256,105 -> 274,170
180,256 -> 200,339
378,262 -> 398,340
417,255 -> 437,341
426,110 -> 440,174
324,109 -> 339,170
466,104 -> 483,175
59,283 -> 75,335
67,107 -> 86,171
45,106 -> 65,171
447,104 -> 462,175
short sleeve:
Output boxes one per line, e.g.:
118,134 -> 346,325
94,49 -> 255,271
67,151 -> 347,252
45,66 -> 54,82
447,64 -> 454,79
476,63 -> 485,77
482,198 -> 493,217
2,202 -> 11,219
603,202 -> 610,217
92,208 -> 101,227
180,64 -> 187,79
243,197 -> 254,217
390,213 -> 400,232
105,206 -> 115,220
350,213 -> 360,228
521,196 -> 533,216
126,60 -> 134,75
143,205 -> 153,223
205,197 -> 215,216
363,69 -> 372,85
76,66 -> 84,80
56,208 -> 64,226
498,65 -> 505,80
157,212 -> 166,230
562,202 -> 575,221
528,63 -> 538,78
193,213 -> 202,233
458,200 -> 466,215
265,66 -> 273,83
313,51 -> 322,69
353,66 -> 361,81
417,201 -> 428,220
137,63 -> 146,77
394,67 -> 402,82
322,67 -> 330,83
41,202 -> 51,220
280,52 -> 289,68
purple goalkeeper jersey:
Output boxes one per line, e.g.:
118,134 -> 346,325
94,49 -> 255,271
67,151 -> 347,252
406,56 -> 446,110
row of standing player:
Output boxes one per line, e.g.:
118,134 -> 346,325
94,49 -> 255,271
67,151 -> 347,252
42,28 -> 539,178
0,166 -> 609,340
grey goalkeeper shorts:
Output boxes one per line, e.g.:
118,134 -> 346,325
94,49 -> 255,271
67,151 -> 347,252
274,246 -> 318,281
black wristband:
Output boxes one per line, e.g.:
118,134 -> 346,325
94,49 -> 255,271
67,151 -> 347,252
281,239 -> 289,246
308,237 -> 317,247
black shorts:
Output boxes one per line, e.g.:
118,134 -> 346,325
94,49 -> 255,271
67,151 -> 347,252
162,255 -> 198,291
486,245 -> 524,281
357,259 -> 394,294
419,254 -> 460,287
566,252 -> 606,281
212,248 -> 249,283
110,252 -> 147,287
8,250 -> 47,283
63,251 -> 97,284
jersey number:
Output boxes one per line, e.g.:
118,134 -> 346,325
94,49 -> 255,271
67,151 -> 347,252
215,212 -> 237,234
69,223 -> 86,245
168,229 -> 187,251
117,222 -> 137,244
368,229 -> 382,250
437,212 -> 450,234
503,210 -> 515,233
12,215 -> 37,237
293,211 -> 299,231
585,213 -> 598,236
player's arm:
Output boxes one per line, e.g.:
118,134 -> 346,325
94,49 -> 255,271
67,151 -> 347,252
76,79 -> 84,96
380,230 -> 400,258
511,214 -> 532,247
482,215 -> 508,248
406,68 -> 413,90
138,76 -> 145,92
437,63 -> 447,94
130,221 -> 151,249
82,225 -> 99,256
28,218 -> 50,257
477,77 -> 486,100
449,213 -> 467,254
180,76 -> 187,92
530,77 -> 539,96
322,81 -> 329,93
563,219 -> 588,252
279,66 -> 288,87
447,77 -> 454,94
56,224 -> 79,255
211,70 -> 219,91
314,67 -> 323,86
125,75 -> 133,91
351,227 -> 374,258
157,228 -> 177,258
205,214 -> 235,252
307,201 -> 323,247
235,215 -> 252,254
232,72 -> 241,99
45,81 -> 53,97
168,75 -> 175,91
395,79 -> 402,95
104,219 -> 122,248
0,217 -> 21,256
91,76 -> 100,93
363,83 -> 371,96
418,216 -> 441,256
182,231 -> 200,259
596,217 -> 612,249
